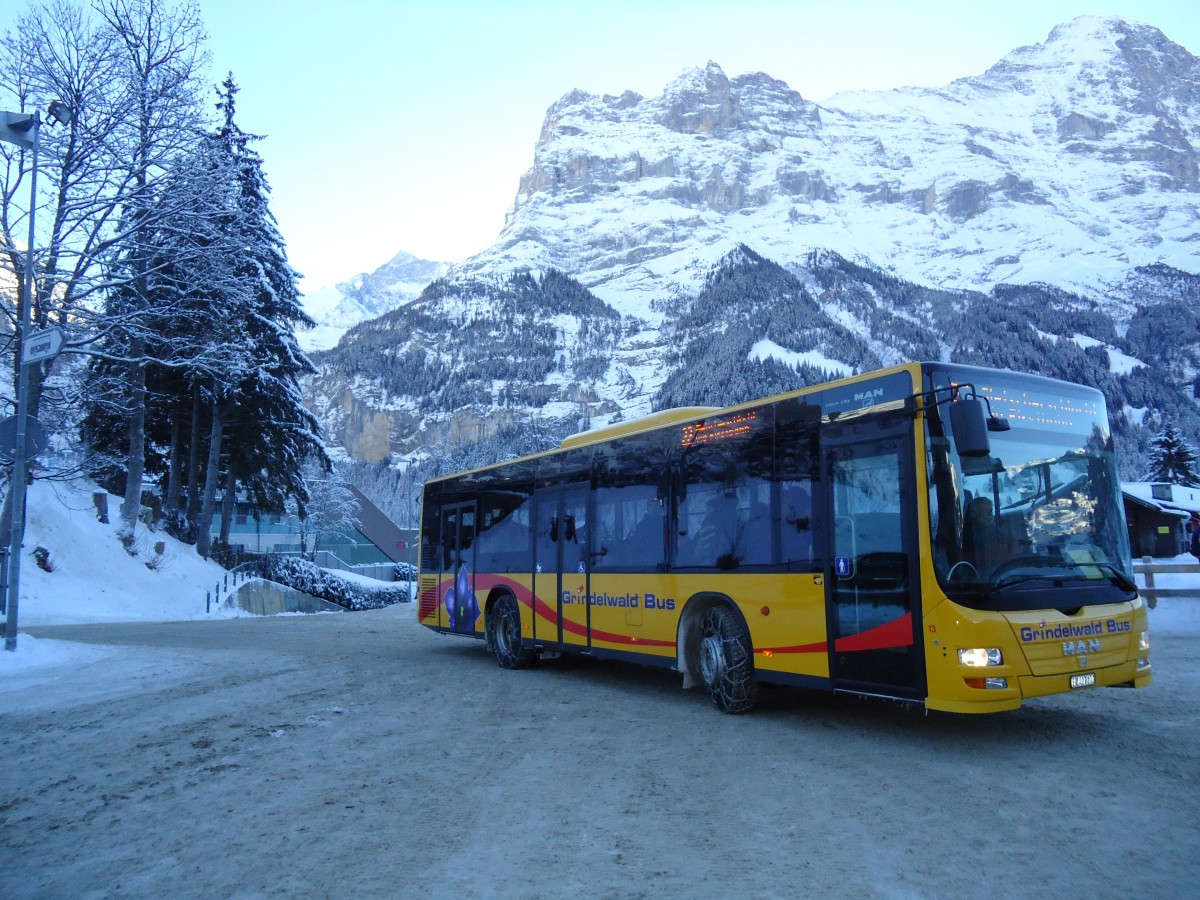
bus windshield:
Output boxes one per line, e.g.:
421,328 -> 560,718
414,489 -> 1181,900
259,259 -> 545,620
925,367 -> 1135,612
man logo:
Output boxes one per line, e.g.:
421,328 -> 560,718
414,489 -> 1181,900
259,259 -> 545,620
853,387 -> 886,407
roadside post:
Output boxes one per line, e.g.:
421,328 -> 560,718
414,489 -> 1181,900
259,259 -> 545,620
2,103 -> 67,650
1,108 -> 40,650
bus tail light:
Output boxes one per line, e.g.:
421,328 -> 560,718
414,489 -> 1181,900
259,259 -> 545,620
958,647 -> 1003,667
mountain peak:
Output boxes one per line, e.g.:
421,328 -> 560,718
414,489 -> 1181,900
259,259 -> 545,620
657,61 -> 742,134
663,61 -> 728,90
986,13 -> 1196,93
1043,13 -> 1170,49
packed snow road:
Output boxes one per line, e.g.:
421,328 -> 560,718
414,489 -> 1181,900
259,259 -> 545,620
4,604 -> 1198,899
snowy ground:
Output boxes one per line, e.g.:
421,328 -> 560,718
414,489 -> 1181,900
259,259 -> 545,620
2,479 -> 1199,897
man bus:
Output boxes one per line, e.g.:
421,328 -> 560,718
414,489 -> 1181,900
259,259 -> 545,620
417,362 -> 1151,714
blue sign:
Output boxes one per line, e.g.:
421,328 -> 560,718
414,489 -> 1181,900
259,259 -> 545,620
834,557 -> 851,576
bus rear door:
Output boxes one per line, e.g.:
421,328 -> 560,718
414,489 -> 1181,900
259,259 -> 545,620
533,483 -> 590,649
440,501 -> 477,635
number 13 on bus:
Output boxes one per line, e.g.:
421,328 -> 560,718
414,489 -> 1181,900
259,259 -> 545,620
417,362 -> 1151,714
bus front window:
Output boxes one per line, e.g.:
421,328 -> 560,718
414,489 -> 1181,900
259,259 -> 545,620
926,369 -> 1135,612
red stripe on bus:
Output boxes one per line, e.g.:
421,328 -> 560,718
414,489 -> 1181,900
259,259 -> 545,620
472,574 -> 673,647
440,573 -> 910,655
833,613 -> 914,652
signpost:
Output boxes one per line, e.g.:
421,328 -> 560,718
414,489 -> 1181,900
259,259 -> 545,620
22,326 -> 64,365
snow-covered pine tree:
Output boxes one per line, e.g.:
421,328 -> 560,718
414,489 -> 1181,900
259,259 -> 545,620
1146,422 -> 1200,486
80,127 -> 250,547
195,74 -> 326,555
79,73 -> 325,558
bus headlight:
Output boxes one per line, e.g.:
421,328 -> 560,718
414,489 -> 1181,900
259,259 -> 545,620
959,647 -> 1003,667
1138,631 -> 1150,653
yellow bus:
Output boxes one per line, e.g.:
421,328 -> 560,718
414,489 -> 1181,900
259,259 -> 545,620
417,362 -> 1151,713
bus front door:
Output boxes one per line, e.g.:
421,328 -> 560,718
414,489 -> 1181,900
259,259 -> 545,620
533,483 -> 590,649
824,421 -> 924,699
440,502 -> 477,635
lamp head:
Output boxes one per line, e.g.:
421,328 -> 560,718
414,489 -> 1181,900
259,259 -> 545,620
46,100 -> 71,127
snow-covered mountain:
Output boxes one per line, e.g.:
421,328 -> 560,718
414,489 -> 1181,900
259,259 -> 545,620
299,251 -> 450,351
461,14 -> 1197,306
307,15 -> 1200,481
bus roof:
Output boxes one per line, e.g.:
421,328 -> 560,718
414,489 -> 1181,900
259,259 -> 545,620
424,362 -> 928,486
559,407 -> 719,450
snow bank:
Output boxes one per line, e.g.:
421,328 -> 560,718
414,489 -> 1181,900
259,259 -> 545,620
1,476 -> 411,675
17,478 -> 236,626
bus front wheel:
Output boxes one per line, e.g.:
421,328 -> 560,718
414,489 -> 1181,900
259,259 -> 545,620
699,605 -> 758,714
489,593 -> 535,669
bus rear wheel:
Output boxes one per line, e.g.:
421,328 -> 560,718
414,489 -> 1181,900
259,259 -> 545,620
489,593 -> 535,669
699,605 -> 758,714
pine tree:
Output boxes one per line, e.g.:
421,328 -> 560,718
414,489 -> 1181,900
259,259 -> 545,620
80,126 -> 249,543
1146,423 -> 1200,485
79,73 -> 326,557
194,74 -> 326,555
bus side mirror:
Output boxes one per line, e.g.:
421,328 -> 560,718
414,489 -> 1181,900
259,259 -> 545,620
949,398 -> 991,458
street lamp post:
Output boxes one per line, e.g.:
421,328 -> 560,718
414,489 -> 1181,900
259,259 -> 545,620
1,108 -> 42,651
1,102 -> 69,651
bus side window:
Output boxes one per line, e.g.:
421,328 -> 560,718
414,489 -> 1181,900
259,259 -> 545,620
738,481 -> 773,567
593,435 -> 670,572
474,490 -> 533,574
594,484 -> 666,570
781,479 -> 815,568
776,399 -> 819,572
677,445 -> 744,569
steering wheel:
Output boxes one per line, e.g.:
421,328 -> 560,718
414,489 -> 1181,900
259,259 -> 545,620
947,560 -> 978,584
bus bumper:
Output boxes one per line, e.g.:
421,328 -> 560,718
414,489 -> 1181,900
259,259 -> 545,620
925,658 -> 1151,714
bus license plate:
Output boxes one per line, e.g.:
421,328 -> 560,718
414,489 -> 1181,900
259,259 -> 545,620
1070,673 -> 1096,689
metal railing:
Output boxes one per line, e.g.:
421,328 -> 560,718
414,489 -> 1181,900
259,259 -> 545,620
311,550 -> 398,582
206,561 -> 260,613
1134,556 -> 1200,607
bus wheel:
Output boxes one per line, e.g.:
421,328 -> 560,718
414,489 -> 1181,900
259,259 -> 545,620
699,605 -> 758,714
489,593 -> 535,669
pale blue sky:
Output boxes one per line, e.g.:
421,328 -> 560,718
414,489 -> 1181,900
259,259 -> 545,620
12,1 -> 1200,290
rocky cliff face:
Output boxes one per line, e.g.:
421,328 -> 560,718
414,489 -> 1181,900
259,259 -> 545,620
471,15 -> 1199,300
308,15 -> 1200,480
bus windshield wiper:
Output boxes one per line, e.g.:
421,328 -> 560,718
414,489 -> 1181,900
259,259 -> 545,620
991,572 -> 1063,592
1085,562 -> 1137,593
989,556 -> 1074,591
992,561 -> 1136,594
